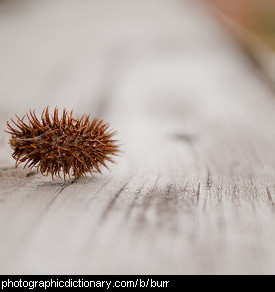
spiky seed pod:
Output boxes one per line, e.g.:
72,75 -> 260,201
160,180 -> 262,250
5,107 -> 119,181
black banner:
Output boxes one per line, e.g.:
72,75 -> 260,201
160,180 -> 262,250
0,276 -> 176,290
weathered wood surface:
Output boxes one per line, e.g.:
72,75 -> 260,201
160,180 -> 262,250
0,0 -> 275,274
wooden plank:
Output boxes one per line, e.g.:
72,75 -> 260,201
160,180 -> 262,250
0,0 -> 275,274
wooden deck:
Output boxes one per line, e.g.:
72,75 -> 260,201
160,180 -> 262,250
0,0 -> 275,274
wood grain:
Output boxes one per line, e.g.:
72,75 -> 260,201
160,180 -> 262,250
0,0 -> 275,274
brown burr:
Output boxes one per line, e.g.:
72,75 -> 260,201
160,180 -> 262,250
5,106 -> 119,181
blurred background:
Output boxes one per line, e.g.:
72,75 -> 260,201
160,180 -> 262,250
0,0 -> 274,142
205,0 -> 275,51
204,0 -> 275,87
